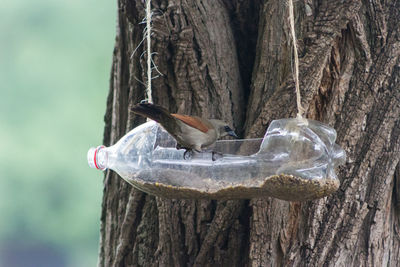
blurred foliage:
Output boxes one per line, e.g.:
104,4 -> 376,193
0,0 -> 116,266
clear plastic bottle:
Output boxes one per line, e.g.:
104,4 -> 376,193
87,118 -> 346,200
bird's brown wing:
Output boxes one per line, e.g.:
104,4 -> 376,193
171,114 -> 209,133
131,103 -> 210,144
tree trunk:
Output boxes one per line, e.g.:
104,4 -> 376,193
98,0 -> 400,266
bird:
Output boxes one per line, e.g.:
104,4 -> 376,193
131,101 -> 238,160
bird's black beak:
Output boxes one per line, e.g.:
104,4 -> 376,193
228,130 -> 238,138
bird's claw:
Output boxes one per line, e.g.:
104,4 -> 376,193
183,149 -> 193,160
182,148 -> 223,161
211,151 -> 223,161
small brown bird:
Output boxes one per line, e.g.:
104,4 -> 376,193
131,102 -> 238,159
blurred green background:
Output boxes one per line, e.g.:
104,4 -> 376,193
0,0 -> 116,266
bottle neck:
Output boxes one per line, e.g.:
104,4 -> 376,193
87,145 -> 109,170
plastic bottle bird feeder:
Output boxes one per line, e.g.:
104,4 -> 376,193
88,118 -> 346,201
86,0 -> 345,201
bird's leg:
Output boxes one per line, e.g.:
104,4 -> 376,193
176,143 -> 183,150
211,151 -> 223,161
183,149 -> 194,160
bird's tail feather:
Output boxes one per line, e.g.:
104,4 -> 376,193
131,103 -> 174,125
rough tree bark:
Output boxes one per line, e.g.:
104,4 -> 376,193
98,0 -> 400,266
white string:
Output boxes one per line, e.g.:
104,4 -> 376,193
145,0 -> 153,103
288,0 -> 305,118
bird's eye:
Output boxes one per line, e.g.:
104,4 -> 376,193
224,126 -> 231,132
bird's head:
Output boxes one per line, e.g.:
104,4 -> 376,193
209,120 -> 238,139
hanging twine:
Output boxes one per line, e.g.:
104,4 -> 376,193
288,0 -> 305,119
145,0 -> 153,103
